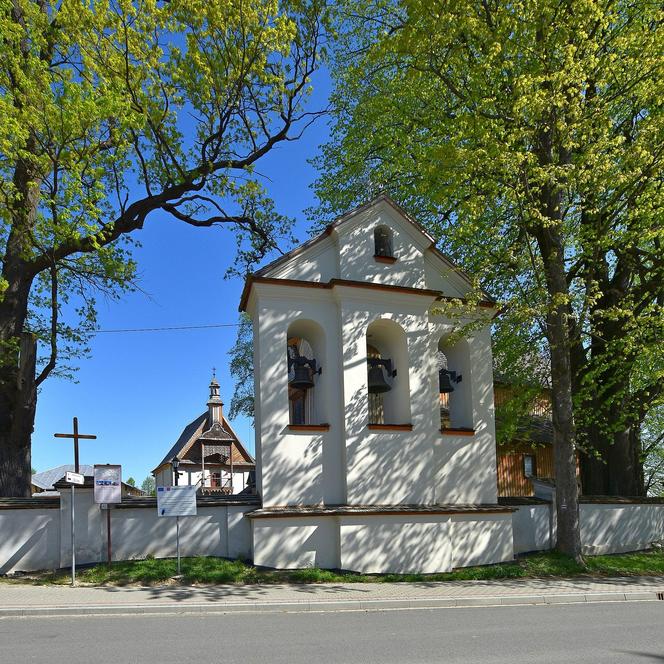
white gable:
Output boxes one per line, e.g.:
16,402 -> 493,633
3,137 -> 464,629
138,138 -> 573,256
262,233 -> 338,282
334,200 -> 428,288
258,195 -> 475,300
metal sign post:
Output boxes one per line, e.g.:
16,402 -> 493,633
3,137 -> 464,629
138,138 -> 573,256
53,418 -> 97,587
64,471 -> 85,585
70,483 -> 75,585
93,465 -> 122,567
106,507 -> 112,566
176,516 -> 181,575
156,486 -> 197,577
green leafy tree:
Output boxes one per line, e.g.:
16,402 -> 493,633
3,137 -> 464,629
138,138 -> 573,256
314,0 -> 663,559
126,477 -> 136,487
141,475 -> 156,496
0,0 -> 328,496
228,313 -> 255,421
643,407 -> 664,497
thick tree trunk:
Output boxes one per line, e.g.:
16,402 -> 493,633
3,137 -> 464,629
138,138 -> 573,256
579,425 -> 645,497
607,427 -> 643,496
1,123 -> 43,496
0,333 -> 36,497
533,170 -> 582,561
547,309 -> 582,561
573,266 -> 645,497
576,335 -> 645,497
579,449 -> 609,495
0,264 -> 37,497
561,240 -> 652,499
579,429 -> 609,496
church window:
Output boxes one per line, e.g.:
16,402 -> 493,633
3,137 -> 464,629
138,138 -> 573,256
524,455 -> 536,479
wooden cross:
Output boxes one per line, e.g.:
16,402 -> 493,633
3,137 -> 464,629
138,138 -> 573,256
54,417 -> 97,473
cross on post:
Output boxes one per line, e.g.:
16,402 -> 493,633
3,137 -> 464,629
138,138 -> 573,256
54,417 -> 97,473
53,416 -> 97,587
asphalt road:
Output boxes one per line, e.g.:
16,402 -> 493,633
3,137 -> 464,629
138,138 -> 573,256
1,602 -> 663,663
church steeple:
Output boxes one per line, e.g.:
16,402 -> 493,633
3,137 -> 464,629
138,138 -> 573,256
207,369 -> 223,425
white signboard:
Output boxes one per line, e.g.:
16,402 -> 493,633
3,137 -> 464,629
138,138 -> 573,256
65,471 -> 84,485
157,486 -> 197,517
94,464 -> 122,504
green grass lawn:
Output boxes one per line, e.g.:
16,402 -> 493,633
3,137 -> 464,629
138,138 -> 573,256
5,549 -> 664,586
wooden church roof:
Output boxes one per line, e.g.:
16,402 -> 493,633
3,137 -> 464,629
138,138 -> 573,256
153,411 -> 254,473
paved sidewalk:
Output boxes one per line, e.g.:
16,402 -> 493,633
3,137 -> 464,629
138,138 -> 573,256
1,575 -> 663,617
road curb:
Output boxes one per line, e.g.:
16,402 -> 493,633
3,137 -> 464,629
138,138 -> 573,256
0,590 -> 661,617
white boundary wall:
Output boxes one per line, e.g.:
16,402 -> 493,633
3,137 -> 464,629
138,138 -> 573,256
0,505 -> 60,574
580,503 -> 664,555
511,504 -> 552,554
510,501 -> 664,555
3,492 -> 664,574
0,489 -> 255,574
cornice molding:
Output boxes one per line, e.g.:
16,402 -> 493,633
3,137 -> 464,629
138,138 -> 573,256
240,276 -> 496,313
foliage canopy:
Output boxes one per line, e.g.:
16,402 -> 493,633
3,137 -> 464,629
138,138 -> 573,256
312,0 -> 663,498
309,0 -> 663,554
0,0 -> 328,496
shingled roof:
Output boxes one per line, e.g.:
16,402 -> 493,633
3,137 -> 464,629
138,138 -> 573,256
32,464 -> 95,491
153,411 -> 254,472
495,414 -> 553,446
32,465 -> 144,496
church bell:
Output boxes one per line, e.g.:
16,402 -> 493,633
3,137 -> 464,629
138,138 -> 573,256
367,358 -> 396,394
288,355 -> 320,390
439,369 -> 461,394
374,228 -> 392,256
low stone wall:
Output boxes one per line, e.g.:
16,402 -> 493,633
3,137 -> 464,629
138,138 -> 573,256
580,499 -> 664,555
508,502 -> 552,554
0,499 -> 60,574
504,496 -> 664,556
109,504 -> 253,562
0,490 -> 257,574
3,491 -> 663,574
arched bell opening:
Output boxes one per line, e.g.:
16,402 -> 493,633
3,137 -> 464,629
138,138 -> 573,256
437,350 -> 452,429
366,343 -> 387,424
438,336 -> 473,430
373,225 -> 394,258
286,319 -> 326,426
366,319 -> 411,425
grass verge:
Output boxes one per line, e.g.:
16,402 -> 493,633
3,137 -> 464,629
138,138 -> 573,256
3,550 -> 664,586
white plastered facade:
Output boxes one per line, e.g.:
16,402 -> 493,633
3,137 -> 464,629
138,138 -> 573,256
245,196 -> 514,573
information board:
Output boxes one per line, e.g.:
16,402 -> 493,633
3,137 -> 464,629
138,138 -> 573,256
65,471 -> 84,485
94,464 -> 122,504
157,485 -> 197,517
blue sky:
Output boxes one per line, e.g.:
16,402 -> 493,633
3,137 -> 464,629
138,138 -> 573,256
32,70 -> 333,486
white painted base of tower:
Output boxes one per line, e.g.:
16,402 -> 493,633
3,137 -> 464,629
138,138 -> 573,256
251,511 -> 514,574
